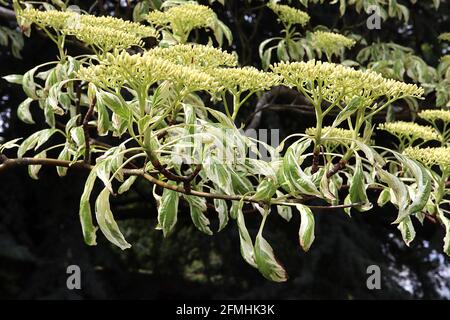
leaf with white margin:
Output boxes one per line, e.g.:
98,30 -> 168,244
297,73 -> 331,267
95,188 -> 131,250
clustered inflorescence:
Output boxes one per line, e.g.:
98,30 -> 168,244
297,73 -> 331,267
271,60 -> 424,104
146,44 -> 238,68
378,121 -> 440,142
267,2 -> 310,27
77,45 -> 281,95
305,126 -> 360,145
311,30 -> 356,58
146,4 -> 216,39
207,66 -> 281,93
404,147 -> 450,170
439,32 -> 450,42
19,8 -> 157,51
418,109 -> 450,123
78,49 -> 221,93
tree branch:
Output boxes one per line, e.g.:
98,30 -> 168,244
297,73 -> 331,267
0,156 -> 365,210
82,96 -> 96,163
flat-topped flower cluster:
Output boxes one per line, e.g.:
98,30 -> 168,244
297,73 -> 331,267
271,60 -> 424,104
19,8 -> 156,51
146,4 -> 216,37
267,2 -> 310,27
404,147 -> 450,170
378,121 -> 440,142
77,45 -> 280,94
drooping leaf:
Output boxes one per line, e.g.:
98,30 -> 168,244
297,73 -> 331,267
296,204 -> 315,252
377,167 -> 409,222
397,216 -> 416,246
28,150 -> 46,180
118,176 -> 137,195
275,191 -> 292,222
185,195 -> 213,235
254,215 -> 288,282
17,98 -> 35,124
95,188 -> 131,250
78,169 -> 98,246
252,178 -> 277,201
236,203 -> 257,268
349,155 -> 372,212
157,183 -> 180,237
96,90 -> 130,120
214,198 -> 229,231
377,188 -> 391,207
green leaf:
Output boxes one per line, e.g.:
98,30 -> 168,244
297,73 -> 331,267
252,178 -> 277,201
214,19 -> 233,46
230,170 -> 253,195
70,126 -> 86,151
95,188 -> 131,250
349,156 -> 372,212
78,170 -> 98,246
393,155 -> 431,223
331,96 -> 363,128
18,129 -> 58,158
96,159 -> 113,193
296,204 -> 315,251
28,150 -> 46,180
17,98 -> 35,124
97,90 -> 130,120
0,138 -> 22,152
118,176 -> 137,195
158,183 -> 179,237
236,203 -> 256,268
185,195 -> 213,235
214,198 -> 228,231
254,215 -> 288,282
3,74 -> 23,85
22,66 -> 39,99
203,159 -> 233,195
397,216 -> 415,246
282,140 -> 321,197
96,98 -> 110,136
56,144 -> 70,177
275,191 -> 292,222
377,167 -> 409,221
44,102 -> 55,128
377,188 -> 391,207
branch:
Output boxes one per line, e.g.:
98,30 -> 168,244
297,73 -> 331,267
0,156 -> 364,210
82,96 -> 96,163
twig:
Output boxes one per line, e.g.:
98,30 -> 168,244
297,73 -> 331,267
0,156 -> 365,211
82,96 -> 96,163
326,159 -> 347,178
311,147 -> 321,174
75,81 -> 82,126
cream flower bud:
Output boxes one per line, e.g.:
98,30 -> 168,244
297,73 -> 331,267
145,44 -> 237,68
378,121 -> 440,142
404,147 -> 450,169
147,4 -> 216,37
267,2 -> 310,27
208,67 -> 281,93
418,109 -> 450,124
306,126 -> 360,145
311,31 -> 355,57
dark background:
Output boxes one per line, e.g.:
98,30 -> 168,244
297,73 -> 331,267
0,0 -> 449,299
